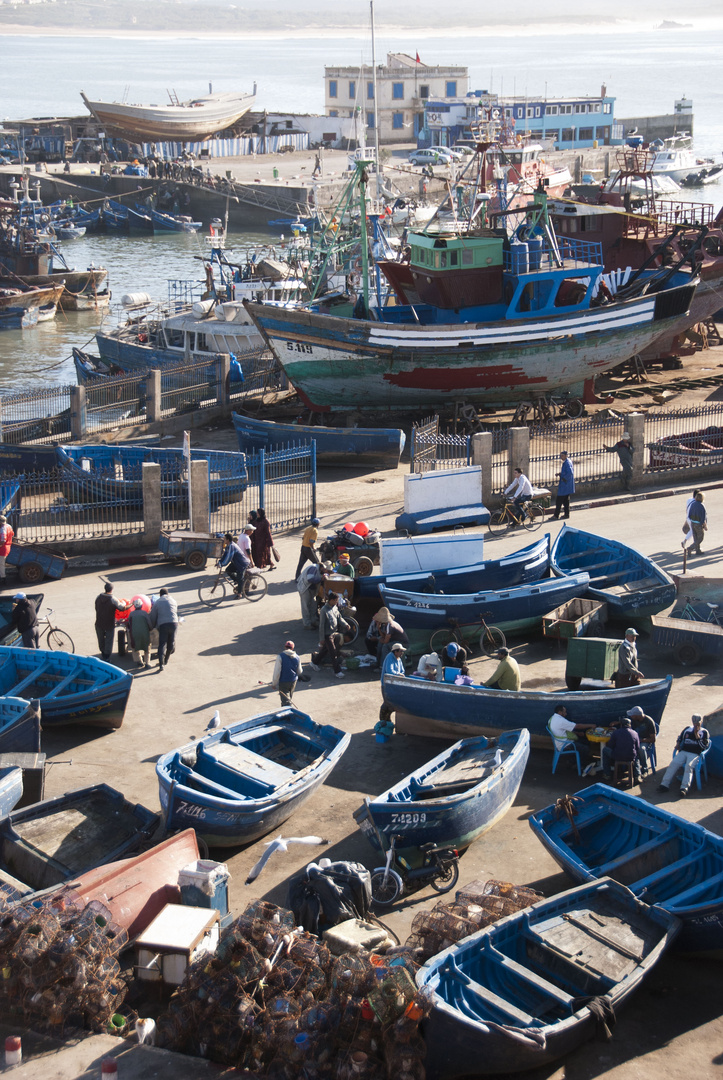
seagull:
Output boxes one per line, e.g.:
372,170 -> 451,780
206,710 -> 221,730
245,835 -> 328,885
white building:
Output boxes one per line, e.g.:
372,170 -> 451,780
324,52 -> 469,144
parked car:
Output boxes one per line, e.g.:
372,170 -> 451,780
408,148 -> 453,167
428,145 -> 464,161
453,143 -> 477,156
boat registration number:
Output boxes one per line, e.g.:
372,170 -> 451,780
286,341 -> 313,354
387,812 -> 427,827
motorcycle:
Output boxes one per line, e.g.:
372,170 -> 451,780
370,832 -> 459,908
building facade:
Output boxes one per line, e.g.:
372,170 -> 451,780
324,52 -> 469,144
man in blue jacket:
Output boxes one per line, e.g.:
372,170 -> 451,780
552,451 -> 574,520
272,640 -> 304,706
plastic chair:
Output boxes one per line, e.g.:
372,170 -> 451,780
547,723 -> 582,776
641,721 -> 659,776
693,744 -> 711,790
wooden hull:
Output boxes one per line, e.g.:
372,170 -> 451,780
355,730 -> 529,855
60,288 -> 111,311
66,828 -> 200,941
384,674 -> 673,745
81,90 -> 255,141
244,281 -> 695,411
0,647 -> 133,731
156,707 -> 351,847
0,282 -> 64,312
232,411 -> 405,469
0,766 -> 23,817
357,535 -> 550,600
530,784 -> 723,954
379,573 -> 590,653
0,783 -> 159,891
551,524 -> 676,620
0,698 -> 41,755
417,878 -> 680,1076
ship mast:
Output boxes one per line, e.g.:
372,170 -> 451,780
370,0 -> 382,197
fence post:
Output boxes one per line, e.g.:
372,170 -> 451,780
190,458 -> 210,532
142,462 -> 162,546
146,370 -> 162,423
258,447 -> 265,513
507,427 -> 530,487
471,432 -> 493,507
70,385 -> 86,440
311,441 -> 317,519
216,353 -> 230,408
629,412 -> 645,488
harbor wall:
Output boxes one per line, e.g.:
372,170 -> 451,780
616,113 -> 694,142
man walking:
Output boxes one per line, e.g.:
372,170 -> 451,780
150,588 -> 179,671
614,628 -> 644,688
603,432 -> 634,491
128,598 -> 153,669
295,517 -> 321,579
552,451 -> 574,520
658,714 -> 710,796
310,591 -> 349,678
272,640 -> 304,706
95,582 -> 127,661
11,593 -> 40,649
297,561 -> 325,629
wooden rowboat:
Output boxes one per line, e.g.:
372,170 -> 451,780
417,877 -> 680,1076
156,707 -> 351,847
354,730 -> 529,859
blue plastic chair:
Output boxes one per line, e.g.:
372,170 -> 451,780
547,723 -> 582,776
641,721 -> 659,775
693,744 -> 710,790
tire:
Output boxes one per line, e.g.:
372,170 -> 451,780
46,629 -> 75,653
522,504 -> 544,531
370,867 -> 404,907
242,572 -> 268,602
562,398 -> 584,419
675,642 -> 701,666
199,576 -> 230,607
480,625 -> 506,656
342,615 -> 359,645
488,509 -> 509,536
185,549 -> 207,571
355,556 -> 374,577
430,856 -> 460,894
19,562 -> 45,585
430,628 -> 459,654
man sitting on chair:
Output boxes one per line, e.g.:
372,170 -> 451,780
548,705 -> 597,774
602,716 -> 641,782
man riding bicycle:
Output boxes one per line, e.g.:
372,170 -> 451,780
219,528 -> 255,591
504,467 -> 534,523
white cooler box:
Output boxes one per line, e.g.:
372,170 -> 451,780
135,903 -> 220,985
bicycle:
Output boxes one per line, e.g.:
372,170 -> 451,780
429,613 -> 506,658
198,566 -> 268,608
37,608 -> 75,652
680,598 -> 723,626
488,498 -> 545,535
511,393 -> 583,425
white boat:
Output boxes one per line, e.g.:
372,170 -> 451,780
652,146 -> 718,184
81,89 -> 255,141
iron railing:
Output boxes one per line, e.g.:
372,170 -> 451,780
6,468 -> 145,543
240,443 -> 317,534
85,374 -> 148,435
527,415 -> 627,491
644,402 -> 723,471
0,386 -> 73,446
411,427 -> 470,474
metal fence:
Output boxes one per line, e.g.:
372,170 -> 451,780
0,386 -> 73,446
7,468 -> 145,543
527,416 -> 627,491
160,360 -> 219,419
644,402 -> 723,472
239,443 -> 317,534
410,423 -> 470,474
85,374 -> 148,435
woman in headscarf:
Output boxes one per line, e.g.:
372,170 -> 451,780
251,507 -> 275,570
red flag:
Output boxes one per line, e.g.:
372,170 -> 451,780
415,51 -> 421,63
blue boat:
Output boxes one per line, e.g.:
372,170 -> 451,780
354,729 -> 529,858
0,648 -> 133,730
0,444 -> 59,473
0,766 -> 23,817
378,572 -> 590,654
551,524 -> 676,621
232,411 -> 406,470
149,208 -> 202,233
0,698 -> 41,755
72,206 -> 105,234
530,784 -> 723,954
382,673 -> 673,745
416,877 -> 680,1077
0,783 -> 159,891
156,707 -> 351,847
357,534 -> 550,601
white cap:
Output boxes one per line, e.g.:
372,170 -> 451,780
243,523 -> 256,532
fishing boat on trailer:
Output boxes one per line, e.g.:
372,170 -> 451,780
0,783 -> 158,892
357,534 -> 550,600
530,784 -> 723,954
550,524 -> 676,620
354,730 -> 529,857
383,673 -> 673,743
232,411 -> 406,470
416,877 -> 680,1077
244,166 -> 697,412
378,572 -> 590,654
156,707 -> 351,846
0,766 -> 23,817
0,698 -> 41,755
0,647 -> 133,730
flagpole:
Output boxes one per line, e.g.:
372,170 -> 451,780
370,0 -> 381,197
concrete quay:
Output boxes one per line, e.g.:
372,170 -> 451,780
2,453 -> 722,1079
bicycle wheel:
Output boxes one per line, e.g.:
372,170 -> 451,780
242,572 -> 268,602
430,628 -> 460,654
342,615 -> 359,645
562,398 -> 584,419
488,509 -> 510,535
430,856 -> 460,894
522,504 -> 544,531
46,629 -> 75,653
370,867 -> 404,907
480,624 -> 506,656
198,576 -> 230,607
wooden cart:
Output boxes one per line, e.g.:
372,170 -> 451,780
543,598 -> 607,640
159,530 -> 224,571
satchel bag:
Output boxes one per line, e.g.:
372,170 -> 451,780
682,521 -> 691,534
272,545 -> 281,562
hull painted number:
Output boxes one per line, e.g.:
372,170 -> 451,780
286,341 -> 313,354
389,812 -> 427,826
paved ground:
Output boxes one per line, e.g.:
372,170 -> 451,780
5,455 -> 723,1078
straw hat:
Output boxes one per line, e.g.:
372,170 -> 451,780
375,607 -> 391,622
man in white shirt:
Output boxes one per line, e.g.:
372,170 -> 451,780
548,706 -> 597,774
505,468 -> 534,523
